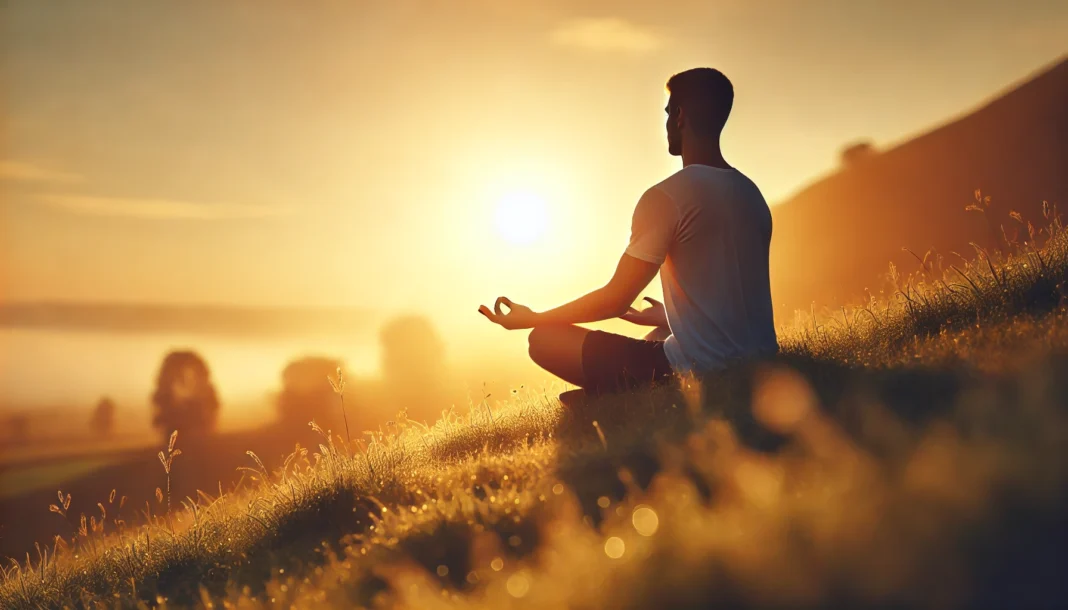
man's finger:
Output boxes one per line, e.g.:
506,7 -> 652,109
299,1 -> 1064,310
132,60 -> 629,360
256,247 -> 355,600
644,296 -> 663,307
478,305 -> 498,323
494,296 -> 514,316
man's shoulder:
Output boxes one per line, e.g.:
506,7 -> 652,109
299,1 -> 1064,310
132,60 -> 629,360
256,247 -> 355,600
654,166 -> 765,207
644,167 -> 694,202
652,166 -> 692,190
647,166 -> 713,208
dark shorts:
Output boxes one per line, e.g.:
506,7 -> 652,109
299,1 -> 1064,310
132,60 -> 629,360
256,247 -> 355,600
581,330 -> 675,395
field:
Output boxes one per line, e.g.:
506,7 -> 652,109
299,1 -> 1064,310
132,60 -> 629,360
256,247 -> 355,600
3,216 -> 1068,609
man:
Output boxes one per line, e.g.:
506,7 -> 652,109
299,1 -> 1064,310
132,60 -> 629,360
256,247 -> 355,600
479,68 -> 778,396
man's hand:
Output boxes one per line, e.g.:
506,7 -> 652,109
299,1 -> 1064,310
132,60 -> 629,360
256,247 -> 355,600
479,254 -> 659,329
620,296 -> 668,327
479,297 -> 539,330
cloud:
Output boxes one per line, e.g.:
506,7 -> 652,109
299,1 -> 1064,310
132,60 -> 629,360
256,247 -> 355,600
36,193 -> 289,220
549,17 -> 661,54
0,160 -> 82,183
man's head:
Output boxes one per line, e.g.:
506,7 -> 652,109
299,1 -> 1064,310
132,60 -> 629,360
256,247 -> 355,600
665,68 -> 734,156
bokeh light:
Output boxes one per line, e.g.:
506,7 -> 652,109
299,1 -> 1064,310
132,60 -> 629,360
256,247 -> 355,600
604,537 -> 626,559
506,572 -> 530,598
632,506 -> 659,536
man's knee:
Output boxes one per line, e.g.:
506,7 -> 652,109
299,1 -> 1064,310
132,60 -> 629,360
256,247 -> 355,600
527,326 -> 549,363
528,325 -> 571,364
526,325 -> 588,386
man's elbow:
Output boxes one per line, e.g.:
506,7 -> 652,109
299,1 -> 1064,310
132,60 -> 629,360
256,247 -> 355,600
601,287 -> 633,318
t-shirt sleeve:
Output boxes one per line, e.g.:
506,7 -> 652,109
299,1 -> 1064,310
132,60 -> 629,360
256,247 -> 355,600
625,187 -> 679,265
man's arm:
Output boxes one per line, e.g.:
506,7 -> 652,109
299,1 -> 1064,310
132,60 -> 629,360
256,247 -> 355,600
478,254 -> 659,330
534,187 -> 677,326
535,254 -> 660,325
479,187 -> 676,330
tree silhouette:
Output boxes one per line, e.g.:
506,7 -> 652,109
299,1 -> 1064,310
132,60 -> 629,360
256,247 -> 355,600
840,139 -> 875,166
378,316 -> 449,419
277,356 -> 347,430
151,350 -> 219,442
90,396 -> 116,437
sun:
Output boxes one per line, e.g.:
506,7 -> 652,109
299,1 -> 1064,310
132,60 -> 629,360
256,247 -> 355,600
494,190 -> 549,245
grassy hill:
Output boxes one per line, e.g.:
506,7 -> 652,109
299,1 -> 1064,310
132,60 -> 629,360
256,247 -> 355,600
3,219 -> 1068,608
771,56 -> 1068,314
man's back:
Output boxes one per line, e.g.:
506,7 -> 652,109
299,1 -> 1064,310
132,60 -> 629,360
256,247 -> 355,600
626,164 -> 778,372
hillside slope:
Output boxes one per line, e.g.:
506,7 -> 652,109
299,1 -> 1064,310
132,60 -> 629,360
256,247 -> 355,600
771,57 -> 1068,314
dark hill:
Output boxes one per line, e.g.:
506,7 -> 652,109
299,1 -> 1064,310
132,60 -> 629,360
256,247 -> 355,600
770,57 -> 1068,315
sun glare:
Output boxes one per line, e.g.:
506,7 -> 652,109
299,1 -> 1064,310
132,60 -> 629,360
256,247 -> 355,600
495,191 -> 549,245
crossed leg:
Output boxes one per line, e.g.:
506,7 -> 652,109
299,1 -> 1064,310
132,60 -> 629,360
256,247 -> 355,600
527,324 -> 671,389
527,325 -> 590,387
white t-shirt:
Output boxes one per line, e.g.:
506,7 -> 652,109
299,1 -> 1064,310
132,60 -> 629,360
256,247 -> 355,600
625,164 -> 778,373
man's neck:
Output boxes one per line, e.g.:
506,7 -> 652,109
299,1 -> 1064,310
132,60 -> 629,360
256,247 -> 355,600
681,138 -> 730,170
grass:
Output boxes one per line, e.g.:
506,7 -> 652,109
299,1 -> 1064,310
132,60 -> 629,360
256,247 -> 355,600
3,210 -> 1068,609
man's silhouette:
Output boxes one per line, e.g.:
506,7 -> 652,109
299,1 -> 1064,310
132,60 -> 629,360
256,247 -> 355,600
480,68 -> 778,396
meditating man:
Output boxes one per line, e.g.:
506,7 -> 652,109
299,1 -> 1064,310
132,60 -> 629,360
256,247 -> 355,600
479,68 -> 778,395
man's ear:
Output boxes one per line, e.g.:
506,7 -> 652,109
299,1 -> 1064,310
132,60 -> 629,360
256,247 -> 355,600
675,106 -> 686,131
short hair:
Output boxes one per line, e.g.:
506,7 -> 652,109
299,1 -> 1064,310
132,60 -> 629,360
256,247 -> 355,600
666,68 -> 734,136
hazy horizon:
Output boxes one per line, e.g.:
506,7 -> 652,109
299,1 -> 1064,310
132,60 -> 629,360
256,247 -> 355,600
0,300 -> 379,336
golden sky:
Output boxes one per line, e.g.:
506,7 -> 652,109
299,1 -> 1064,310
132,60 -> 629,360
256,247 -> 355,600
2,0 -> 1066,330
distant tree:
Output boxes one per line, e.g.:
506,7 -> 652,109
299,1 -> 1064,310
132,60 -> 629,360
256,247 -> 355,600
151,350 -> 219,442
380,316 -> 446,387
277,356 -> 347,429
90,396 -> 116,437
840,140 -> 875,166
378,316 -> 449,419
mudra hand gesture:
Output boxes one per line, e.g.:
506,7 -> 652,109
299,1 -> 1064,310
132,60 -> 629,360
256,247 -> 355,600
478,297 -> 539,330
620,296 -> 668,327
